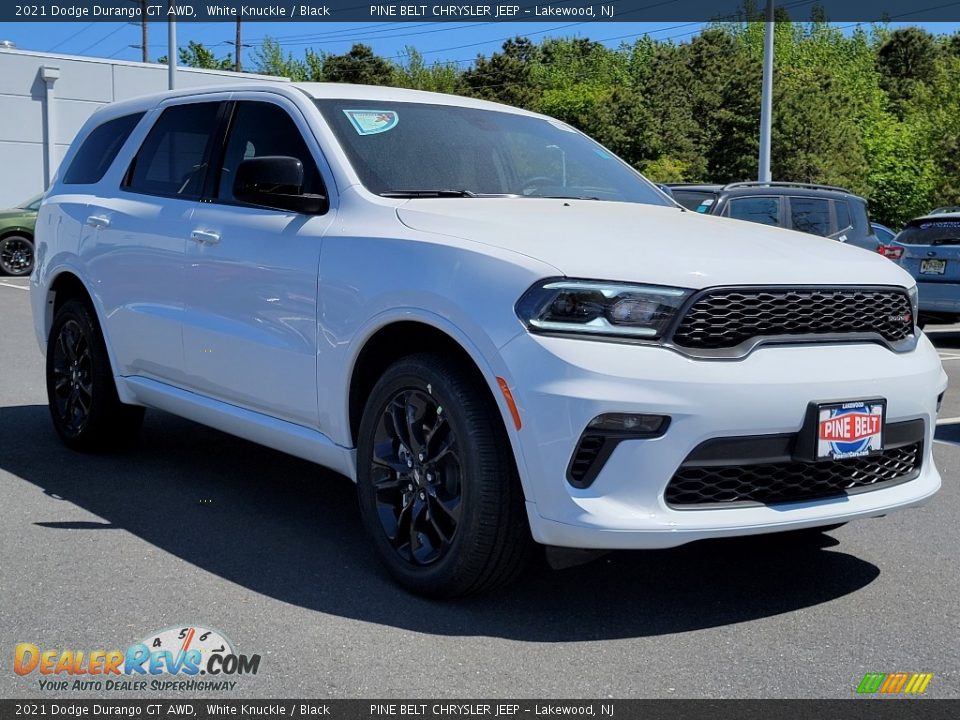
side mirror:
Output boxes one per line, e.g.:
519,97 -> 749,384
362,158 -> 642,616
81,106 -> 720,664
233,156 -> 327,214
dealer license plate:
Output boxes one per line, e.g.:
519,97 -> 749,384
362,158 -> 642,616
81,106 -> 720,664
816,400 -> 885,461
920,259 -> 946,275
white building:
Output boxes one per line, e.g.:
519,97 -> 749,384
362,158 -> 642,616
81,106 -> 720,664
0,47 -> 288,208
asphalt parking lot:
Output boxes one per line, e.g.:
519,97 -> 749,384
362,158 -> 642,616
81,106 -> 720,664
1,274 -> 958,699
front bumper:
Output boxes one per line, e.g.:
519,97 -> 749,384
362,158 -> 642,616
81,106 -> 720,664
499,332 -> 947,549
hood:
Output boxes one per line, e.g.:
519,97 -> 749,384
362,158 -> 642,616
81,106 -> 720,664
397,199 -> 914,290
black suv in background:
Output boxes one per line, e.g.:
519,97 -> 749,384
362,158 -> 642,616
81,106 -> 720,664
667,181 -> 880,252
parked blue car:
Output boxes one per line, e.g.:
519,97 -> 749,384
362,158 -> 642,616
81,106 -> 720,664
887,213 -> 960,324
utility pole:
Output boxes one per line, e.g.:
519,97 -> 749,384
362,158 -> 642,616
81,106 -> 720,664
126,0 -> 148,62
226,19 -> 251,73
758,0 -> 775,183
235,18 -> 242,72
139,0 -> 148,62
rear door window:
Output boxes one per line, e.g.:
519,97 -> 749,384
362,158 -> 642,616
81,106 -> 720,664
789,197 -> 831,236
726,197 -> 781,226
63,112 -> 144,185
124,102 -> 222,199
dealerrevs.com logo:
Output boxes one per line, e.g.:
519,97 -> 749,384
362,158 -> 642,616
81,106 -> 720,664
14,626 -> 261,692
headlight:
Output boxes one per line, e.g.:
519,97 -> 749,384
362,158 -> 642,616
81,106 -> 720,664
515,279 -> 692,340
908,285 -> 919,327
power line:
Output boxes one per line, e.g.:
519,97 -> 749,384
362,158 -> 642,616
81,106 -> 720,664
76,24 -> 129,55
48,22 -> 97,52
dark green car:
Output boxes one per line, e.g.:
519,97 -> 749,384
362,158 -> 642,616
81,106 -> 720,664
0,194 -> 41,276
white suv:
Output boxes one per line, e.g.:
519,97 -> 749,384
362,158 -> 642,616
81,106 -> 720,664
31,83 -> 946,596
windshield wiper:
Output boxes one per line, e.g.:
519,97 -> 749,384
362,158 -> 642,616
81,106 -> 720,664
536,195 -> 601,201
380,190 -> 478,198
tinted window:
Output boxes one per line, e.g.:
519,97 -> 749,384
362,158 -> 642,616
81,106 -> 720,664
727,197 -> 780,226
897,220 -> 960,246
217,102 -> 324,202
673,190 -> 719,212
790,197 -> 831,236
125,102 -> 221,199
835,200 -> 851,231
315,99 -> 669,206
63,112 -> 144,185
873,225 -> 896,243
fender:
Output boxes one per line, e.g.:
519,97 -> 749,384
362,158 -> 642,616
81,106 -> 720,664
340,307 -> 538,505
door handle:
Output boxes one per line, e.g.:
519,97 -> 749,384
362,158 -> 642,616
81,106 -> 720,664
191,230 -> 221,245
86,215 -> 110,229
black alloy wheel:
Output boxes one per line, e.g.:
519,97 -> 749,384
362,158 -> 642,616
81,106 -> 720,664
356,353 -> 533,597
371,388 -> 462,566
46,299 -> 145,451
0,235 -> 34,276
51,318 -> 95,438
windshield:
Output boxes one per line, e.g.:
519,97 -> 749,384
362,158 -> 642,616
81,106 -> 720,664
672,190 -> 719,213
18,195 -> 42,212
315,99 -> 671,206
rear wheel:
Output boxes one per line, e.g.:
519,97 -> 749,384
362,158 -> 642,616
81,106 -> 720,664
356,353 -> 532,597
0,234 -> 34,276
46,299 -> 145,451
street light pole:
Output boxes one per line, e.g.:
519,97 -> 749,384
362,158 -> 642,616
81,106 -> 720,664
167,1 -> 176,90
758,0 -> 775,183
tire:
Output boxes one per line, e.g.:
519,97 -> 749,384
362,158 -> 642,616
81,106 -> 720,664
46,299 -> 145,452
356,353 -> 533,597
0,234 -> 34,276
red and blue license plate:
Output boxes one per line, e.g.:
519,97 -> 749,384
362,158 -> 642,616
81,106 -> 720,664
816,400 -> 885,461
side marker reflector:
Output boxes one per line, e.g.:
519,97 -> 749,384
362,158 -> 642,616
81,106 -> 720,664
496,377 -> 522,430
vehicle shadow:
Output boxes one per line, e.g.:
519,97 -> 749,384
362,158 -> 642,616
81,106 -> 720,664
0,404 -> 880,642
925,327 -> 960,349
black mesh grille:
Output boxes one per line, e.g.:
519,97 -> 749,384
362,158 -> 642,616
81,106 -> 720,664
666,442 -> 922,507
672,288 -> 912,350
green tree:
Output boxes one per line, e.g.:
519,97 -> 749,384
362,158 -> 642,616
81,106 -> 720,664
876,27 -> 938,108
322,44 -> 397,86
178,41 -> 233,71
460,37 -> 541,110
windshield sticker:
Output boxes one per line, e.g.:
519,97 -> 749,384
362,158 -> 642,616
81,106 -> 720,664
343,109 -> 399,136
593,149 -> 611,160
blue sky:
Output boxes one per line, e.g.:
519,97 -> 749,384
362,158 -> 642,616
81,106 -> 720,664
3,21 -> 960,70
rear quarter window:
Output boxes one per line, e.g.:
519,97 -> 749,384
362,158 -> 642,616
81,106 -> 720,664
62,112 -> 145,185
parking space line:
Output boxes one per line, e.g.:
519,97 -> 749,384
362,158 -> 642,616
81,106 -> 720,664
937,417 -> 960,425
0,282 -> 28,291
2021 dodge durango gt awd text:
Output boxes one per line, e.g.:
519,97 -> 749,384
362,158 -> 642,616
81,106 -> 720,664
31,83 -> 947,597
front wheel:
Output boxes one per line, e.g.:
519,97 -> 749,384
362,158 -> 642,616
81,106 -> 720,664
356,353 -> 532,597
46,299 -> 145,451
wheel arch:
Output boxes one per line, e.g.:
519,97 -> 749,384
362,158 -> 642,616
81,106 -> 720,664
0,226 -> 34,241
41,270 -> 130,402
346,318 -> 532,502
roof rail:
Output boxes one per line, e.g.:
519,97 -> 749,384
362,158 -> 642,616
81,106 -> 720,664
722,180 -> 853,194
